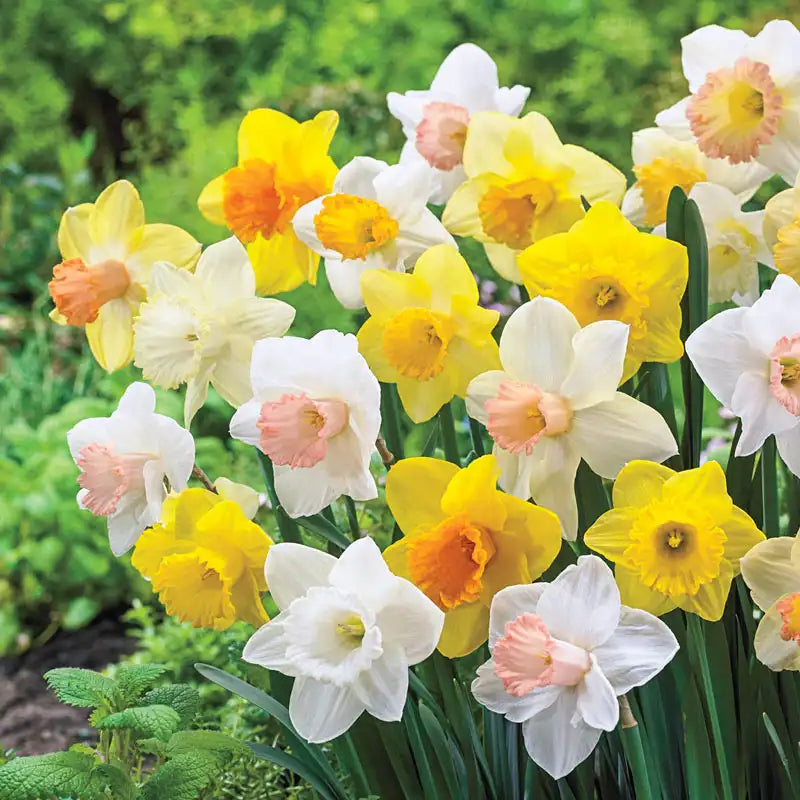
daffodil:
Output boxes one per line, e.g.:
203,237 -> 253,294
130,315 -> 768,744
764,169 -> 800,280
291,157 -> 454,308
466,298 -> 677,540
383,454 -> 562,658
243,538 -> 444,743
357,244 -> 500,423
387,43 -> 530,204
197,108 -> 338,294
686,274 -> 800,476
584,460 -> 764,621
653,182 -> 772,305
442,111 -> 625,282
50,180 -> 200,372
66,382 -> 195,557
518,202 -> 688,381
214,478 -> 262,519
472,556 -> 678,779
230,330 -> 381,518
741,530 -> 800,671
133,237 -> 295,426
132,488 -> 273,630
622,127 -> 769,228
656,20 -> 800,182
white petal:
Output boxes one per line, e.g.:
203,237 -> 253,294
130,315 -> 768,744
395,208 -> 455,260
273,460 -> 345,518
377,578 -> 444,664
748,20 -> 800,86
333,156 -> 387,197
526,437 -> 581,541
521,689 -> 602,780
241,613 -> 297,673
154,416 -> 195,491
465,370 -> 507,426
740,536 -> 799,611
681,25 -> 750,92
576,657 -> 619,731
499,297 -> 579,389
329,538 -> 397,609
494,444 -> 537,500
374,162 -> 433,226
754,601 -> 800,671
107,503 -> 145,557
210,350 -> 259,410
289,678 -> 365,743
265,542 -> 337,610
325,258 -> 374,310
742,273 -> 800,356
569,393 -> 678,479
116,382 -> 156,416
559,321 -> 628,409
428,164 -> 468,205
621,186 -> 646,227
685,307 -> 766,408
777,425 -> 800,480
430,43 -> 499,108
592,607 -> 679,694
148,260 -> 203,302
489,583 -> 547,648
471,660 -> 560,722
195,236 -> 254,301
759,117 -> 800,184
387,92 -> 428,136
732,371 -> 796,456
654,97 -> 692,139
494,85 -> 530,117
292,197 -> 333,257
536,556 -> 621,649
229,398 -> 262,448
351,646 -> 408,722
67,418 -> 113,461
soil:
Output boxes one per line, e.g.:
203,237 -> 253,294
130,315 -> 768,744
0,614 -> 135,755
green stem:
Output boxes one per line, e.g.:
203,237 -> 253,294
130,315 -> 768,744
438,402 -> 461,465
380,382 -> 404,460
761,435 -> 779,537
343,495 -> 361,540
619,697 -> 652,800
256,449 -> 302,543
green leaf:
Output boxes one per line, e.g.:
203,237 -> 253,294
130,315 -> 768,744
141,684 -> 200,726
115,663 -> 167,701
762,712 -> 797,794
166,730 -> 249,764
140,752 -> 218,800
43,667 -> 119,709
97,704 -> 181,742
248,742 -> 340,800
418,701 -> 463,798
62,596 -> 102,630
295,512 -> 350,551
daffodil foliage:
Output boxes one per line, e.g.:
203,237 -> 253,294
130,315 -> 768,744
41,27 -> 800,800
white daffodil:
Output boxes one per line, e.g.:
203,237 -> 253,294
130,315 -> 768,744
764,168 -> 800,280
741,529 -> 800,671
686,274 -> 800,475
653,182 -> 772,305
133,236 -> 295,426
655,20 -> 800,182
386,43 -> 530,204
243,537 -> 444,743
66,382 -> 195,557
466,297 -> 678,540
291,157 -> 455,309
230,330 -> 381,518
622,127 -> 769,229
472,555 -> 678,779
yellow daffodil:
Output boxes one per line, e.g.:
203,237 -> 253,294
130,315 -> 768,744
442,111 -> 625,283
132,488 -> 273,630
357,244 -> 501,423
197,108 -> 338,295
383,455 -> 562,657
50,180 -> 200,372
764,169 -> 800,281
584,460 -> 764,621
518,202 -> 688,382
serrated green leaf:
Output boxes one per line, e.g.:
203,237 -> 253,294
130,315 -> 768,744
44,667 -> 119,709
141,684 -> 199,726
98,704 -> 181,742
137,737 -> 168,758
115,664 -> 167,700
140,752 -> 218,800
166,730 -> 249,765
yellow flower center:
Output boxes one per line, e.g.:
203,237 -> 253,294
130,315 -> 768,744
382,308 -> 455,380
49,257 -> 132,327
336,614 -> 366,642
633,157 -> 707,227
624,501 -> 727,597
686,57 -> 783,163
775,217 -> 800,279
406,514 -> 497,610
777,592 -> 800,644
478,177 -> 557,250
572,270 -> 648,340
313,194 -> 399,260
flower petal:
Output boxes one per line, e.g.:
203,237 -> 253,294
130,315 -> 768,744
615,566 -> 677,617
238,109 -> 299,162
86,298 -> 134,373
466,370 -> 507,426
732,371 -> 797,456
241,613 -> 296,673
488,583 -> 547,648
329,538 -> 397,609
289,677 -> 365,743
412,244 -> 478,309
680,25 -> 750,91
662,460 -> 732,525
127,223 -> 200,274
754,600 -> 800,671
438,601 -> 490,658
776,425 -> 800,480
525,437 -> 581,540
740,536 -> 799,611
385,457 -> 457,535
351,647 -> 409,723
58,203 -> 94,261
472,659 -> 560,721
90,180 -> 145,249
440,455 -> 506,532
576,657 -> 619,731
721,506 -> 765,567
673,562 -> 733,622
264,542 -> 337,610
611,460 -> 674,508
583,508 -> 639,565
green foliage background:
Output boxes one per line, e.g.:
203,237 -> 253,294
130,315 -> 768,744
0,0 -> 797,650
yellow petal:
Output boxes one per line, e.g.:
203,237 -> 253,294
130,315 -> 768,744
396,371 -> 456,424
127,223 -> 201,273
383,538 -> 412,580
673,562 -> 733,621
85,298 -> 134,373
530,197 -> 585,242
484,242 -> 523,283
357,317 -> 398,382
238,109 -> 300,163
413,244 -> 478,309
721,506 -> 765,569
247,229 -> 319,295
440,455 -> 506,532
172,488 -> 221,539
584,508 -> 639,566
131,523 -> 186,580
386,457 -> 457,534
90,180 -> 145,250
442,174 -> 497,239
505,112 -> 565,170
662,461 -> 733,525
612,460 -> 675,508
462,111 -> 518,177
215,477 -> 261,520
437,601 -> 490,658
562,144 -> 626,206
360,269 -> 431,321
197,175 -> 227,226
444,337 -> 501,399
615,565 -> 677,616
230,570 -> 270,627
450,296 -> 501,346
58,203 -> 93,261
